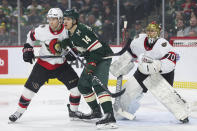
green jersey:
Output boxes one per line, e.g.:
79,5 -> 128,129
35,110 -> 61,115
62,23 -> 113,63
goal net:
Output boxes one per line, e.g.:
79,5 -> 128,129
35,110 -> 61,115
170,37 -> 197,89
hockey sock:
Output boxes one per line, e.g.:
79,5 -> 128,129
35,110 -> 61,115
83,92 -> 100,110
17,87 -> 35,113
69,87 -> 81,112
98,92 -> 113,113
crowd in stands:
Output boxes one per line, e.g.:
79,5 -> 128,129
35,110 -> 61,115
0,0 -> 196,46
164,0 -> 197,39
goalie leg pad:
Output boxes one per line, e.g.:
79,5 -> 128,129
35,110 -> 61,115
110,51 -> 135,77
143,74 -> 189,121
114,76 -> 143,120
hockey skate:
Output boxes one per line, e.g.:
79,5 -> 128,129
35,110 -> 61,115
67,104 -> 88,121
96,111 -> 118,129
180,117 -> 189,123
9,111 -> 23,122
79,106 -> 102,121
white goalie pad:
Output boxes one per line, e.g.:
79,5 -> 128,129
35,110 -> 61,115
110,51 -> 135,77
143,74 -> 189,121
114,76 -> 143,120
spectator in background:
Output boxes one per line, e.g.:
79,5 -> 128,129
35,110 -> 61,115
40,1 -> 51,23
79,13 -> 86,24
102,6 -> 114,23
28,7 -> 43,26
87,14 -> 102,37
101,18 -> 115,44
90,4 -> 101,20
57,0 -> 69,11
8,16 -> 18,45
130,20 -> 143,39
184,17 -> 197,36
26,0 -> 43,25
80,0 -> 93,14
188,30 -> 197,36
26,0 -> 42,12
0,7 -> 9,24
0,22 -> 9,45
176,19 -> 186,36
0,0 -> 13,16
72,0 -> 84,11
180,0 -> 197,22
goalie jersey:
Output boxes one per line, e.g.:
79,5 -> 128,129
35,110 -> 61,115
129,34 -> 177,74
26,24 -> 69,70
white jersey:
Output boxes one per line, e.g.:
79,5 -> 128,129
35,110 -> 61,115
130,34 -> 176,74
26,24 -> 69,70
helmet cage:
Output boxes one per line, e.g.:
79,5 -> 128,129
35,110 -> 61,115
146,22 -> 161,44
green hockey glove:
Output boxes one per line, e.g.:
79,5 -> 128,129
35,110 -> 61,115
86,62 -> 96,74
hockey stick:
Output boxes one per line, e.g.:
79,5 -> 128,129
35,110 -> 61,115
110,21 -> 131,57
35,48 -> 70,59
35,55 -> 64,59
67,47 -> 125,98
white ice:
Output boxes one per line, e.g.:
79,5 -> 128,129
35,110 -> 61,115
0,85 -> 197,131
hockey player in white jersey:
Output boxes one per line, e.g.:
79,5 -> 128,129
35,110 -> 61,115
9,8 -> 85,122
110,22 -> 189,123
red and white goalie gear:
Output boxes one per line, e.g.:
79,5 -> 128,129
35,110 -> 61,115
143,74 -> 189,122
138,59 -> 161,75
110,51 -> 135,77
114,76 -> 143,120
130,34 -> 176,74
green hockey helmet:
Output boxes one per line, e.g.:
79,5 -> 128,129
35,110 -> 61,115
63,9 -> 79,20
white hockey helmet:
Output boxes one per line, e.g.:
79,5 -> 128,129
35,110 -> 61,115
47,8 -> 63,20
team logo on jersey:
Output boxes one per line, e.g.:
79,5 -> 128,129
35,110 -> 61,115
162,42 -> 167,47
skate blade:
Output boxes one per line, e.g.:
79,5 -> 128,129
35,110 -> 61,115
8,121 -> 16,124
82,118 -> 100,123
69,117 -> 82,121
96,123 -> 118,130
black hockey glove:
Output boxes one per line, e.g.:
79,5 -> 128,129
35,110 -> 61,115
65,48 -> 78,61
22,43 -> 35,64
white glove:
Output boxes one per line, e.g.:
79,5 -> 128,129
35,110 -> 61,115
138,60 -> 161,75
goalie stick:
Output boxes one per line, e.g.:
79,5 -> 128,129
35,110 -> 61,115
67,47 -> 125,98
113,75 -> 136,120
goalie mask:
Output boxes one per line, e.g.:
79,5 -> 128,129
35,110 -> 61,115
146,22 -> 161,44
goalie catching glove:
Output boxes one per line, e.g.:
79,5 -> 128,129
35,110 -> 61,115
138,58 -> 161,75
22,43 -> 35,64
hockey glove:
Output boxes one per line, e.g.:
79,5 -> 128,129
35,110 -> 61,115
22,43 -> 35,64
86,62 -> 96,74
138,60 -> 161,75
65,48 -> 77,61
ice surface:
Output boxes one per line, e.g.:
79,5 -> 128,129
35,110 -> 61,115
0,85 -> 197,131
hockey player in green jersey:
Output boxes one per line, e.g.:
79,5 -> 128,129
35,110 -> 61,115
60,9 -> 117,129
